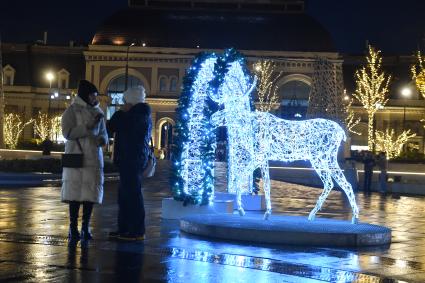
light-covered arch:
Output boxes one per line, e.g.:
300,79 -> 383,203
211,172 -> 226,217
276,74 -> 313,119
276,74 -> 313,88
99,68 -> 150,95
156,117 -> 175,149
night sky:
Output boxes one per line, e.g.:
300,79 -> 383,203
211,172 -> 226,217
1,0 -> 424,54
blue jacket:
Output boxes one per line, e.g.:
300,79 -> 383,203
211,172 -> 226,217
108,103 -> 152,170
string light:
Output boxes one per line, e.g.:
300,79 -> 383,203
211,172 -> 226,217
210,51 -> 359,223
411,51 -> 425,98
3,113 -> 33,149
173,49 -> 359,223
34,112 -> 62,141
253,60 -> 282,112
375,129 -> 416,159
353,45 -> 391,150
344,98 -> 361,136
172,54 -> 218,205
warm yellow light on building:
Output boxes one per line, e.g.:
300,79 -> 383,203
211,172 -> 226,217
112,37 -> 125,45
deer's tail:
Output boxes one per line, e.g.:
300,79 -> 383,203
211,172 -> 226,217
342,129 -> 347,142
336,123 -> 346,142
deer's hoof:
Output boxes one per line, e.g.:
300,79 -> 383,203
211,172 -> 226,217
308,213 -> 315,221
351,216 -> 359,224
238,208 -> 245,216
263,212 -> 270,220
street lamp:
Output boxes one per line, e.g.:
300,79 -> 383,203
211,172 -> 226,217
401,86 -> 412,153
46,72 -> 55,117
401,87 -> 412,129
45,72 -> 54,88
124,42 -> 135,92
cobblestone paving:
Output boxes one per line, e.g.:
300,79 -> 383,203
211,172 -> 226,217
1,162 -> 425,282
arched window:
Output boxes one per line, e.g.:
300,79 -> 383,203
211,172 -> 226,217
278,80 -> 311,120
159,76 -> 168,92
159,120 -> 174,160
3,65 -> 15,86
106,75 -> 143,119
57,68 -> 70,89
169,76 -> 178,92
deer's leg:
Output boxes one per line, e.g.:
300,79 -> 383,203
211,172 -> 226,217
234,169 -> 245,216
331,165 -> 359,224
237,185 -> 245,216
261,164 -> 272,220
308,166 -> 333,221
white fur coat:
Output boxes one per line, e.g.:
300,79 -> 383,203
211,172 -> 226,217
61,96 -> 108,204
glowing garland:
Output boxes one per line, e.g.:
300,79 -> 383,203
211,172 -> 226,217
209,49 -> 256,195
209,51 -> 359,223
172,49 -> 359,223
172,53 -> 218,205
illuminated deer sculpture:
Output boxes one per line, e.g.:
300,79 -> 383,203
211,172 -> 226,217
210,61 -> 359,224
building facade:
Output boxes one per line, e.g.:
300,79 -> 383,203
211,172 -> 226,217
1,0 -> 424,155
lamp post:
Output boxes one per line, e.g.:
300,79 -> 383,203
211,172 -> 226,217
401,87 -> 412,153
401,87 -> 412,129
45,72 -> 54,116
50,93 -> 70,141
124,42 -> 135,92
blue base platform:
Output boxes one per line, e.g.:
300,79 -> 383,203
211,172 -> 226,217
180,214 -> 391,247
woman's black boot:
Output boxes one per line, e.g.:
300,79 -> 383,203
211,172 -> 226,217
81,202 -> 94,240
69,202 -> 80,241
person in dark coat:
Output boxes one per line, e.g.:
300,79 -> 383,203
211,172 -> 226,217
376,152 -> 388,193
41,137 -> 53,156
363,151 -> 376,193
107,86 -> 152,241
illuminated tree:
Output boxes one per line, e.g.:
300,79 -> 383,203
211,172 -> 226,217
0,40 -> 4,148
375,129 -> 416,159
51,115 -> 62,141
34,111 -> 52,140
353,45 -> 391,150
34,112 -> 63,141
344,98 -> 361,135
411,51 -> 425,98
3,113 -> 33,149
253,60 -> 282,112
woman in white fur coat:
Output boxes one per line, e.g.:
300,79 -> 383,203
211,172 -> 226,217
61,80 -> 108,241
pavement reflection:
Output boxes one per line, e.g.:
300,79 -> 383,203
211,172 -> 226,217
0,162 -> 425,282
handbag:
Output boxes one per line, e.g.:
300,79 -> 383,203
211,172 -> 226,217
62,139 -> 84,168
143,138 -> 156,178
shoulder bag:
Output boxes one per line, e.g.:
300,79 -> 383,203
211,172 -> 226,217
62,139 -> 84,168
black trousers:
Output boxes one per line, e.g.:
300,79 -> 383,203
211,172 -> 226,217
364,170 -> 373,192
118,166 -> 145,236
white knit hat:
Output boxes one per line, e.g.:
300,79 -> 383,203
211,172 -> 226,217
123,85 -> 146,104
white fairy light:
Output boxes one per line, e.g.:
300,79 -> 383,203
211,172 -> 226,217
210,60 -> 359,223
180,56 -> 217,201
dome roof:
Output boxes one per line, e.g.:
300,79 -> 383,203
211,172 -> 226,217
92,8 -> 335,52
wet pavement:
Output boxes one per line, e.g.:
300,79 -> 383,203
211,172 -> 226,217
1,163 -> 425,282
